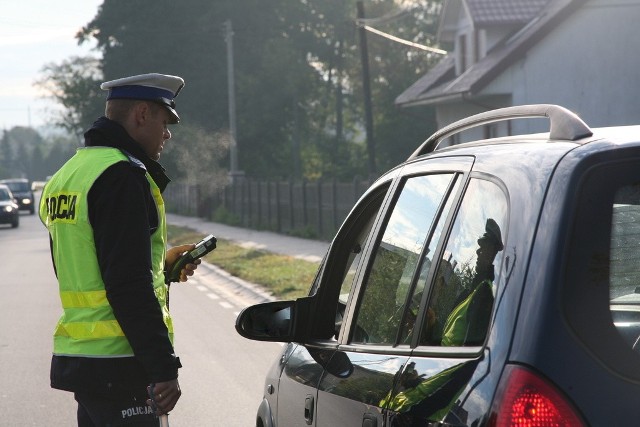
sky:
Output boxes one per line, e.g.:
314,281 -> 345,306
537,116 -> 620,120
0,0 -> 103,131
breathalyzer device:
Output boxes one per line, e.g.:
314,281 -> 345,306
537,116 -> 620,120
166,234 -> 217,283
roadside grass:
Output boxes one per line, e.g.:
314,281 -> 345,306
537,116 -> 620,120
167,225 -> 319,300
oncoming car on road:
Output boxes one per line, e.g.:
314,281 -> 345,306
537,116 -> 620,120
236,104 -> 640,426
0,178 -> 35,214
0,184 -> 19,228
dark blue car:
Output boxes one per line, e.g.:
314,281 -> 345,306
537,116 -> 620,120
0,178 -> 35,214
237,105 -> 640,426
0,184 -> 20,228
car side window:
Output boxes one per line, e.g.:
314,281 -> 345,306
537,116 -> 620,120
310,183 -> 390,341
565,163 -> 640,380
610,184 -> 640,351
421,178 -> 508,347
333,213 -> 378,339
350,173 -> 457,345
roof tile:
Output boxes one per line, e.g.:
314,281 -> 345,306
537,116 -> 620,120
467,0 -> 552,25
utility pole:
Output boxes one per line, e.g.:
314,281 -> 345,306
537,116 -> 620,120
224,20 -> 243,183
292,96 -> 301,180
357,1 -> 376,177
333,23 -> 345,179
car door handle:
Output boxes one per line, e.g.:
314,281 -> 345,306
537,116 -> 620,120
304,395 -> 314,425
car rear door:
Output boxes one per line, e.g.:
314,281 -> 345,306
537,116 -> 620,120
386,172 -> 509,426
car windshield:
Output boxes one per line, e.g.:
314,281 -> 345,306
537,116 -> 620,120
3,181 -> 29,192
0,188 -> 11,201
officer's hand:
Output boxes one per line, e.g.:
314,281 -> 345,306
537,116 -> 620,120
147,379 -> 181,415
166,244 -> 202,282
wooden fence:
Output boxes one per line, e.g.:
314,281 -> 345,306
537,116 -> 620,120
163,178 -> 373,240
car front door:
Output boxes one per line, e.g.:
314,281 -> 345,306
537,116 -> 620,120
275,175 -> 394,426
314,157 -> 477,427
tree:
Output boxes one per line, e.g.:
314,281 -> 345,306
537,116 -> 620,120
0,127 -> 45,179
14,143 -> 30,179
0,131 -> 11,178
0,126 -> 78,181
275,0 -> 443,175
30,145 -> 46,181
345,0 -> 443,172
44,136 -> 77,177
164,124 -> 230,194
55,0 -> 445,180
35,56 -> 104,142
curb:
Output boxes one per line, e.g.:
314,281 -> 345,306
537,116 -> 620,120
196,259 -> 277,305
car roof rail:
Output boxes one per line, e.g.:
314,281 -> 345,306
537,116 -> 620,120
408,104 -> 593,160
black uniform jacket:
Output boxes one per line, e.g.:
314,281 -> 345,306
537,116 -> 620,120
50,117 -> 181,397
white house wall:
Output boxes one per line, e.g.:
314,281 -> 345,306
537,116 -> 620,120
437,104 -> 486,144
480,0 -> 640,136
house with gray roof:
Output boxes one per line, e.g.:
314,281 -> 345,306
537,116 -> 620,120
396,0 -> 640,144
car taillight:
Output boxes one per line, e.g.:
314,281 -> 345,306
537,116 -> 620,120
489,364 -> 585,427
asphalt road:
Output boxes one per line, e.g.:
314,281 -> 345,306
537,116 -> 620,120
0,211 -> 283,426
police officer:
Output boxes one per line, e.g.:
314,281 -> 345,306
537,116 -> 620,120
441,218 -> 503,346
40,73 -> 200,426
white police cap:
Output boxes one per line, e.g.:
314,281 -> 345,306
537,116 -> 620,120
100,73 -> 185,123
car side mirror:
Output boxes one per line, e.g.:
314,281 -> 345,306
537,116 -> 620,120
236,296 -> 318,343
235,300 -> 297,342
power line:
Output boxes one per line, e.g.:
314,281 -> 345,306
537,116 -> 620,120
356,22 -> 447,55
356,8 -> 412,25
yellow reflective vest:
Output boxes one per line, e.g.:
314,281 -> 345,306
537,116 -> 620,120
380,362 -> 466,417
441,280 -> 492,347
40,147 -> 172,357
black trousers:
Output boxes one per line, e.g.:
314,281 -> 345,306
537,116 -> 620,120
74,391 -> 160,426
